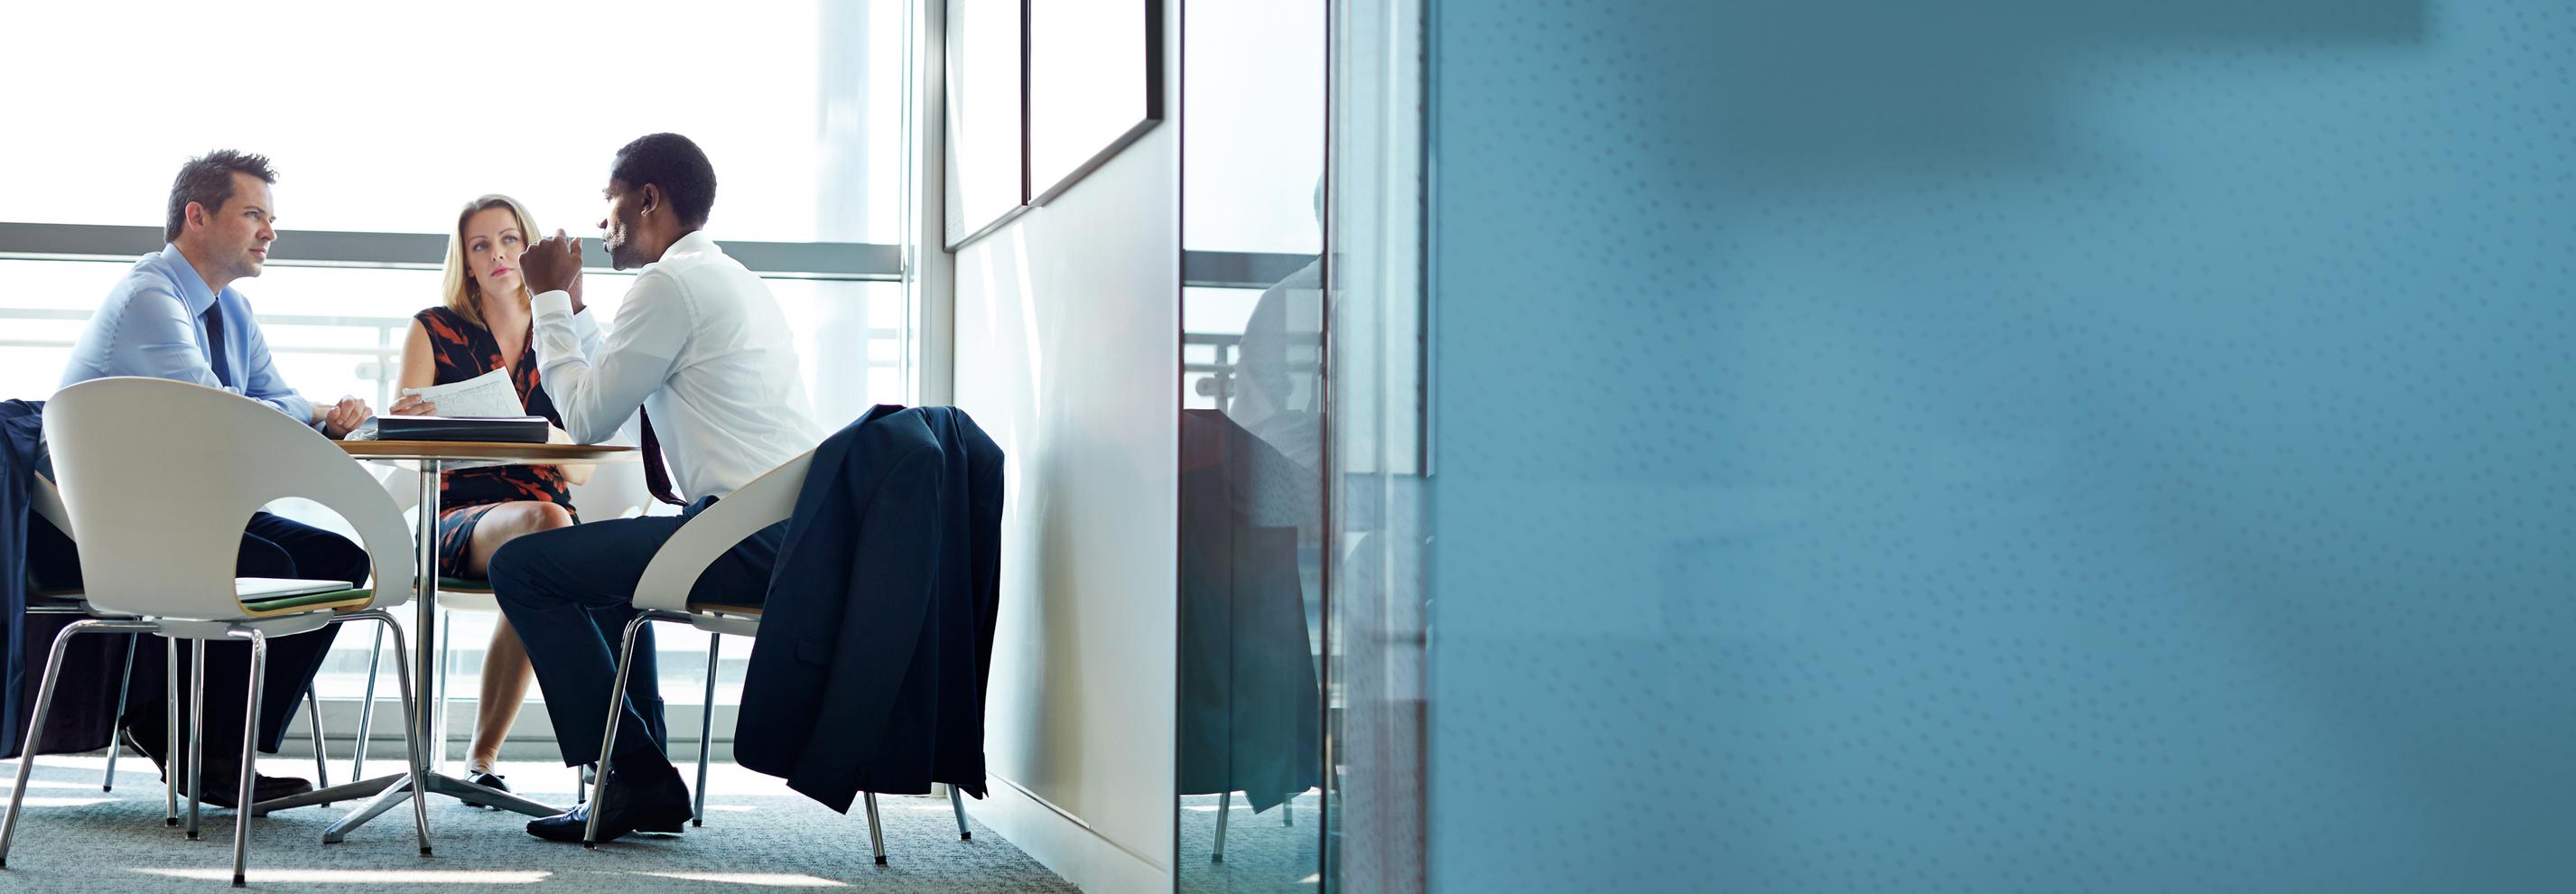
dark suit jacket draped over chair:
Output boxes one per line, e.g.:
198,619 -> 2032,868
739,405 -> 1004,813
3,400 -> 123,759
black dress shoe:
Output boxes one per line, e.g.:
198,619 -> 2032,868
195,773 -> 313,810
526,768 -> 691,844
118,722 -> 169,769
120,724 -> 312,809
116,724 -> 162,771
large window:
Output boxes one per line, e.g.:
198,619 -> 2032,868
1,2 -> 915,734
0,2 -> 906,244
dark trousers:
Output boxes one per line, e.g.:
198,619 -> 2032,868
25,512 -> 355,759
488,498 -> 781,776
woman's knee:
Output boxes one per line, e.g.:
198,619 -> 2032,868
499,502 -> 573,537
530,502 -> 574,531
483,502 -> 573,543
482,507 -> 583,595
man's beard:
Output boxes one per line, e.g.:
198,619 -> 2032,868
605,210 -> 649,270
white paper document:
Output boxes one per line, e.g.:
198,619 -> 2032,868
401,368 -> 525,418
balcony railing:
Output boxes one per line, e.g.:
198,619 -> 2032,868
0,308 -> 906,411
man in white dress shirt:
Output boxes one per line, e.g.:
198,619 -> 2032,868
488,133 -> 823,843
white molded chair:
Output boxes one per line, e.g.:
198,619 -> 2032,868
1,377 -> 433,887
583,448 -> 972,856
26,472 -> 339,808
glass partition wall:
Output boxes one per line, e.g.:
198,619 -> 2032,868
1176,0 -> 1330,889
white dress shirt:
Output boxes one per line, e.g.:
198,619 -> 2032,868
530,230 -> 823,500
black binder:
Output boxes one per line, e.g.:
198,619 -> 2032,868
359,415 -> 550,443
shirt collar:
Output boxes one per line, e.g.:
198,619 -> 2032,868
153,243 -> 223,316
663,229 -> 718,261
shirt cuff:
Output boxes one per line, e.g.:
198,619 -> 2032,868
532,290 -> 575,318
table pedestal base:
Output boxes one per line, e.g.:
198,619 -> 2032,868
253,770 -> 562,842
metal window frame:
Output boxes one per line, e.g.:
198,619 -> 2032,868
0,221 -> 903,282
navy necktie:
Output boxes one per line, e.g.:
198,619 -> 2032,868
200,303 -> 232,387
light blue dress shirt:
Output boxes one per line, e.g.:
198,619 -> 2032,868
59,244 -> 315,426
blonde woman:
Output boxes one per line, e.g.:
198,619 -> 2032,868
387,194 -> 589,795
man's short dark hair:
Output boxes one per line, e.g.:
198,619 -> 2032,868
165,150 -> 276,242
610,133 -> 717,228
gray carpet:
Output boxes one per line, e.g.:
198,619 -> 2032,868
0,752 -> 1075,892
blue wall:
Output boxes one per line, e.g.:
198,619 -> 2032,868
1425,1 -> 2576,890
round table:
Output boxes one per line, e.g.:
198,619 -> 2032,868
256,441 -> 633,842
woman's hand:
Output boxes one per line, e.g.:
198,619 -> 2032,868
389,395 -> 438,416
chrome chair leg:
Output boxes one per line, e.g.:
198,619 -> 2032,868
583,612 -> 657,847
1283,799 -> 1293,826
101,634 -> 137,792
863,791 -> 886,865
574,765 -> 590,805
164,638 -> 179,826
348,611 -> 433,856
303,685 -> 330,797
435,610 -> 453,768
349,623 -> 383,780
0,619 -> 122,868
187,639 -> 207,841
693,632 -> 719,827
230,630 -> 266,888
951,786 -> 970,841
1213,791 -> 1230,862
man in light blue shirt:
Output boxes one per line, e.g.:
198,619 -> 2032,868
48,150 -> 371,806
61,154 -> 367,434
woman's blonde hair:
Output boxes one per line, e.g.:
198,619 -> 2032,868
439,194 -> 542,330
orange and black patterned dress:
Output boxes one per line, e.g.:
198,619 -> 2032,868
416,305 -> 578,578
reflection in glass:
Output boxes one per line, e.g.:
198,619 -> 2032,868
1177,265 -> 1325,889
1178,0 -> 1326,889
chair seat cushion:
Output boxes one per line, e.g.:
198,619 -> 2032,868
438,577 -> 496,594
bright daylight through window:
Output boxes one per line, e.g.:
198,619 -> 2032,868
0,0 -> 912,712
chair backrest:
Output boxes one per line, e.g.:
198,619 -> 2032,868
368,461 -> 423,517
632,448 -> 815,613
44,377 -> 414,617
